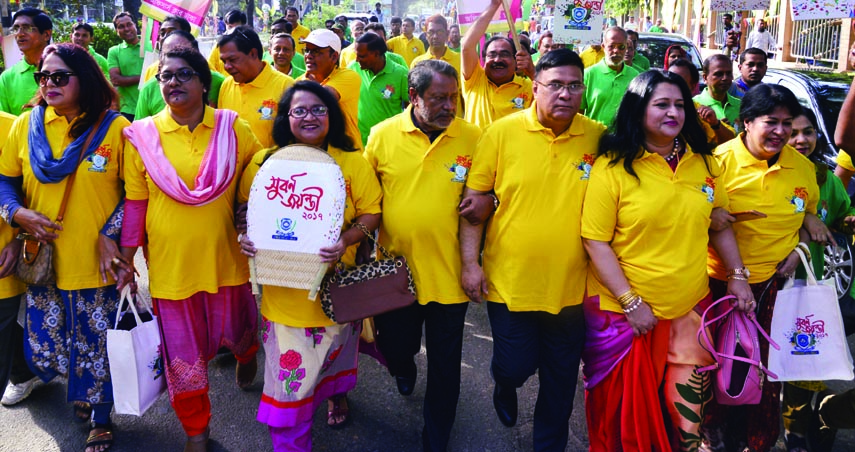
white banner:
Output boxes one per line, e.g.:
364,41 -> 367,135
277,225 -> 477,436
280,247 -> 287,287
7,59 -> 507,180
710,0 -> 772,11
791,0 -> 855,20
552,0 -> 606,47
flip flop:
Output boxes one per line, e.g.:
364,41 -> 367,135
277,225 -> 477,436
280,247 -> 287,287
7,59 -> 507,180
73,401 -> 92,423
85,422 -> 113,452
327,395 -> 350,430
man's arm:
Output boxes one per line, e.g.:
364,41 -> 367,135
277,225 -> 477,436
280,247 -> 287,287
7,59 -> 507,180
835,77 -> 855,152
460,0 -> 503,80
459,186 -> 489,303
109,68 -> 140,88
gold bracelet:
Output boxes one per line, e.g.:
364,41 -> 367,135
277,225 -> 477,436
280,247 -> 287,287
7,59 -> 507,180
727,275 -> 748,281
616,289 -> 637,307
623,296 -> 643,314
796,242 -> 812,260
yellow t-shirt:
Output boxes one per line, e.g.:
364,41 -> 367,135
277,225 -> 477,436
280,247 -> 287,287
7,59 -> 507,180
299,67 -> 362,150
339,45 -> 357,69
218,63 -> 295,149
462,64 -> 532,129
467,107 -> 605,313
0,112 -> 26,299
208,45 -> 225,75
364,108 -> 482,305
580,46 -> 605,68
0,108 -> 129,290
143,62 -> 158,83
291,24 -> 311,55
387,35 -> 426,67
582,146 -> 727,319
124,107 -> 262,299
237,146 -> 382,327
836,149 -> 854,172
707,136 -> 819,283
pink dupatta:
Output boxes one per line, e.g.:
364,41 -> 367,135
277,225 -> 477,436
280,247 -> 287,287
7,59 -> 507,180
124,109 -> 238,206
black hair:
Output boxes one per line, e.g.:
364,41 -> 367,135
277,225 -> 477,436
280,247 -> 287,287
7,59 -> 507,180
356,33 -> 387,54
669,58 -> 699,89
162,15 -> 192,33
793,107 -> 828,164
403,17 -> 415,27
71,23 -> 93,36
739,83 -> 801,124
271,81 -> 356,152
163,30 -> 199,50
599,69 -> 712,179
739,47 -> 767,64
112,11 -> 134,27
34,43 -> 116,138
390,16 -> 402,24
158,47 -> 213,107
270,33 -> 296,49
225,10 -> 247,25
271,17 -> 291,32
702,53 -> 731,74
481,36 -> 516,59
535,48 -> 583,77
409,60 -> 458,98
285,7 -> 299,16
365,23 -> 387,38
217,25 -> 263,60
13,7 -> 53,33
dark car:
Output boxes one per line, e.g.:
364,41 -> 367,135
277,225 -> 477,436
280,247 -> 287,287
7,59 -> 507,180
636,32 -> 704,70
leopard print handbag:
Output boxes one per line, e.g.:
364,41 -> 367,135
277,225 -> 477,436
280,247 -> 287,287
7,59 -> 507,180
319,227 -> 416,323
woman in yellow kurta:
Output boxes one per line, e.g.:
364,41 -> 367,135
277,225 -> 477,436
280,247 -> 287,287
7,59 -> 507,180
0,43 -> 129,452
118,48 -> 262,452
581,70 -> 753,452
239,81 -> 381,451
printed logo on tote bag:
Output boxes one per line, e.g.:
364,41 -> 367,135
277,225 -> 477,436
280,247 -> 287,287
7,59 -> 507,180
785,314 -> 827,355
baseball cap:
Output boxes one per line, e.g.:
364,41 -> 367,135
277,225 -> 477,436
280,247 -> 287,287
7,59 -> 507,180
302,29 -> 341,54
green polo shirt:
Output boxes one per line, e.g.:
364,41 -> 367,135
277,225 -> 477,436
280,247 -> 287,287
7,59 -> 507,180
0,58 -> 38,115
631,53 -> 651,71
694,88 -> 741,125
348,58 -> 409,146
135,71 -> 226,119
262,51 -> 306,74
386,52 -> 406,68
88,46 -> 110,77
107,40 -> 144,114
581,60 -> 640,127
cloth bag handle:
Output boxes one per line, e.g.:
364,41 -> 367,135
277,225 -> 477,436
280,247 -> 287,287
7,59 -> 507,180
113,285 -> 153,329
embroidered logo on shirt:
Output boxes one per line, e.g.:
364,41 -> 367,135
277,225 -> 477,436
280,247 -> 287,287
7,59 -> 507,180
575,154 -> 594,180
87,145 -> 111,172
448,155 -> 472,183
700,177 -> 716,203
789,187 -> 808,213
510,96 -> 526,109
381,85 -> 395,99
259,99 -> 277,120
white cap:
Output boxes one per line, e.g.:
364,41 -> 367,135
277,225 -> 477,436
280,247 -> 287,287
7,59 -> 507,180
301,29 -> 341,54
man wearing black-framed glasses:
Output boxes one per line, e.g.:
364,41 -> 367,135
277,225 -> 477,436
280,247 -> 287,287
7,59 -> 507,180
0,7 -> 52,116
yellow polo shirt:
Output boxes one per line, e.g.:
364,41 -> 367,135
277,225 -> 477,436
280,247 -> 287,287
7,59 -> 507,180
467,106 -> 605,313
462,64 -> 532,129
387,35 -> 426,67
583,146 -> 727,319
580,46 -> 605,68
291,24 -> 311,55
0,108 -> 129,290
364,108 -> 482,304
339,44 -> 357,69
208,45 -> 225,75
299,67 -> 362,150
124,107 -> 262,299
237,146 -> 383,327
707,136 -> 819,283
218,63 -> 295,149
836,150 -> 854,172
0,112 -> 25,299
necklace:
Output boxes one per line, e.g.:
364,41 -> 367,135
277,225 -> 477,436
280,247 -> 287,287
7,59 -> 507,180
664,137 -> 681,162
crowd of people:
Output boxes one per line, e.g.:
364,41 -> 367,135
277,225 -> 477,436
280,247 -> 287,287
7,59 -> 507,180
1,1 -> 855,452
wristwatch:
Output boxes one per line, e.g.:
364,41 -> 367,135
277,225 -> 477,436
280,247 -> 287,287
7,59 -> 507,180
727,267 -> 750,279
489,193 -> 499,210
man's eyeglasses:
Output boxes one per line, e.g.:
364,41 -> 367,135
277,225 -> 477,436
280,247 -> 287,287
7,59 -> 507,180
33,71 -> 76,87
11,24 -> 39,34
485,51 -> 514,59
288,105 -> 329,118
304,47 -> 332,56
534,80 -> 585,94
156,69 -> 200,84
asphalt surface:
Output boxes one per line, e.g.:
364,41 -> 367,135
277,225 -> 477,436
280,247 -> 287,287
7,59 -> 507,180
0,252 -> 854,452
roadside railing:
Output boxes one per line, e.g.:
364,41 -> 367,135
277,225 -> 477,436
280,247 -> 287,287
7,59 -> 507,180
790,18 -> 842,67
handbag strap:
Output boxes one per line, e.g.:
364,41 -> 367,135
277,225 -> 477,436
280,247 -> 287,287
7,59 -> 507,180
351,222 -> 394,260
56,111 -> 106,224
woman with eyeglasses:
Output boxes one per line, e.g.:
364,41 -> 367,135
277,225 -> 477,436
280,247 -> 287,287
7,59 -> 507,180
118,47 -> 263,452
0,43 -> 129,452
238,81 -> 381,450
582,70 -> 753,451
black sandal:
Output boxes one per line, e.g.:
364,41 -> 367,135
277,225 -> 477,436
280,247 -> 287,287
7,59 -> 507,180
85,421 -> 113,452
73,401 -> 92,423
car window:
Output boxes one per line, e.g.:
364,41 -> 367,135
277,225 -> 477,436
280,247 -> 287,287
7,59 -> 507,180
636,39 -> 703,70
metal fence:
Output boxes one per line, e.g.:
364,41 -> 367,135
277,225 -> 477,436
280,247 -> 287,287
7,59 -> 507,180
790,18 -> 842,66
766,15 -> 781,48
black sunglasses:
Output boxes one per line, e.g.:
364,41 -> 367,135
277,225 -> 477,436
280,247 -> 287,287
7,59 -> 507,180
33,71 -> 76,87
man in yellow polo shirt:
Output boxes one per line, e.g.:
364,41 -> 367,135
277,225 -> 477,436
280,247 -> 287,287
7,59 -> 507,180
386,17 -> 425,66
461,0 -> 534,129
459,49 -> 605,450
299,29 -> 363,149
217,25 -> 294,148
366,60 -> 482,452
284,7 -> 310,54
411,14 -> 462,117
207,10 -> 247,75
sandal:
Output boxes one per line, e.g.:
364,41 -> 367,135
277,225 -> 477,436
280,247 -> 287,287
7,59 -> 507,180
183,427 -> 210,452
326,395 -> 350,430
785,433 -> 808,452
73,401 -> 92,423
236,355 -> 257,390
85,422 -> 113,452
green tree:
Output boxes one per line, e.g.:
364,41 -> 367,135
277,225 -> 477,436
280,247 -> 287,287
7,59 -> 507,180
604,0 -> 641,16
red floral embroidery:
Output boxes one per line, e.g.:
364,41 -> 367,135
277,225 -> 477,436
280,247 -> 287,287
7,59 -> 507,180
279,350 -> 302,370
705,177 -> 716,189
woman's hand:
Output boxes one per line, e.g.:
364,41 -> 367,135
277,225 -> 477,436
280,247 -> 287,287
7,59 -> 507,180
727,278 -> 756,312
0,239 -> 21,279
115,267 -> 137,293
319,238 -> 347,263
461,262 -> 488,303
98,234 -> 132,283
626,301 -> 657,336
239,234 -> 257,258
803,213 -> 835,245
710,207 -> 735,231
776,250 -> 801,278
12,208 -> 61,243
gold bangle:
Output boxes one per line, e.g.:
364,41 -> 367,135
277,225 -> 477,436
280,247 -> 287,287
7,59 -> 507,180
623,296 -> 643,314
727,275 -> 748,281
351,222 -> 371,237
616,289 -> 637,307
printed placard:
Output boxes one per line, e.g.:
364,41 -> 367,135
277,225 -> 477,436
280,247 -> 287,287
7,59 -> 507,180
458,0 -> 523,34
791,0 -> 855,20
710,0 -> 771,11
552,0 -> 606,47
139,0 -> 214,33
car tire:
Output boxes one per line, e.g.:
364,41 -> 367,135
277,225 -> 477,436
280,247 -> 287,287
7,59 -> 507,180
824,232 -> 854,300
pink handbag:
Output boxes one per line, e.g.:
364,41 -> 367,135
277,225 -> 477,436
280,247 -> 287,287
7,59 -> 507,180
697,295 -> 780,406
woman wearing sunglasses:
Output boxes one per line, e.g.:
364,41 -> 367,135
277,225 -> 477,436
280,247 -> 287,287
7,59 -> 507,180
238,81 -> 381,450
0,43 -> 129,452
118,47 -> 263,452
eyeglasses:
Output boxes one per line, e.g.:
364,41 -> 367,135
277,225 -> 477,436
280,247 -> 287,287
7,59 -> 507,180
485,51 -> 513,59
11,24 -> 39,34
156,69 -> 200,84
33,71 -> 76,87
288,105 -> 328,118
304,47 -> 331,56
534,80 -> 585,94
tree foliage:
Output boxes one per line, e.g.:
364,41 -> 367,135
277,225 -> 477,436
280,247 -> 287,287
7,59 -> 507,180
604,0 -> 642,16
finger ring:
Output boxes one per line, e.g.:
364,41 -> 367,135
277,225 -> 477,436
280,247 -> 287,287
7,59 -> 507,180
111,257 -> 121,265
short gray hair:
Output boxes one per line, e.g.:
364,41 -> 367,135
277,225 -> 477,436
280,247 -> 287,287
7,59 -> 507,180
408,60 -> 458,97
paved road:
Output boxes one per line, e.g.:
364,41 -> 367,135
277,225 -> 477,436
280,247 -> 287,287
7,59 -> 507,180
1,253 -> 853,451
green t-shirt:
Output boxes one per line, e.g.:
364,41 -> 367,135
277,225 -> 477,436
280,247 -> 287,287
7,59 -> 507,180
348,58 -> 409,146
632,53 -> 651,71
649,25 -> 666,33
261,51 -> 306,78
387,52 -> 407,69
89,46 -> 110,77
135,71 -> 226,119
107,40 -> 144,114
581,60 -> 640,127
694,88 -> 741,126
0,58 -> 38,115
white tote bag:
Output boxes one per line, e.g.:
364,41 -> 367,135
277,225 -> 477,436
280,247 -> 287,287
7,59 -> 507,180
107,286 -> 166,415
768,247 -> 854,382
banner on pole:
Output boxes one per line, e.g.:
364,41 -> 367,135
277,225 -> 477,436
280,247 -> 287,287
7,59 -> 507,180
458,0 -> 523,34
139,0 -> 214,33
790,0 -> 855,20
552,0 -> 606,48
709,0 -> 771,12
